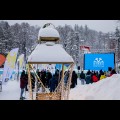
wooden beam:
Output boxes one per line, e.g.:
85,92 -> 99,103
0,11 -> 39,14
39,37 -> 59,41
30,64 -> 52,99
66,63 -> 74,100
28,64 -> 33,100
61,64 -> 65,100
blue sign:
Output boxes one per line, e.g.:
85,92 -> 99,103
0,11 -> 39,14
84,53 -> 115,71
55,64 -> 62,70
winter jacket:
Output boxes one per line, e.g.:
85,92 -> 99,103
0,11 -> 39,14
49,76 -> 58,92
20,76 -> 27,89
100,75 -> 106,80
92,75 -> 98,82
71,73 -> 78,87
80,73 -> 85,79
109,73 -> 116,77
85,75 -> 91,84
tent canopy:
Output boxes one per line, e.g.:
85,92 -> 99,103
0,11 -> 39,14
28,43 -> 74,64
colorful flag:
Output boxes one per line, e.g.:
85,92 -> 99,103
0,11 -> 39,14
2,48 -> 19,83
64,66 -> 67,71
80,46 -> 91,53
0,54 -> 6,67
18,54 -> 24,70
15,54 -> 24,78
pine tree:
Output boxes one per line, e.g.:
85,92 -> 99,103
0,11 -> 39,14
0,26 -> 5,53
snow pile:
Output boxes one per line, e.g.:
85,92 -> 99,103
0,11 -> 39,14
69,74 -> 120,100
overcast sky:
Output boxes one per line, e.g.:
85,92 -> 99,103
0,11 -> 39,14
4,20 -> 118,33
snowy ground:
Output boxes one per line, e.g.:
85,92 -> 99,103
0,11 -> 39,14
69,74 -> 120,100
0,79 -> 30,100
0,79 -> 21,100
0,74 -> 120,100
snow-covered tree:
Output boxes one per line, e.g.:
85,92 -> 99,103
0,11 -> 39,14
0,26 -> 5,53
0,21 -> 118,66
115,27 -> 120,60
0,21 -> 13,53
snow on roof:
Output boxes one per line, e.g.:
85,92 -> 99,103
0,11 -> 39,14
38,28 -> 60,39
28,43 -> 74,64
69,74 -> 120,100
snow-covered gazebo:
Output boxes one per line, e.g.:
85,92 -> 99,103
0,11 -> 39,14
27,23 -> 74,100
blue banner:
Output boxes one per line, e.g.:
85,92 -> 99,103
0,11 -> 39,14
55,64 -> 62,70
84,53 -> 115,71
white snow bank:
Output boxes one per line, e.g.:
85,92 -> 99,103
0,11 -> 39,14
69,74 -> 120,100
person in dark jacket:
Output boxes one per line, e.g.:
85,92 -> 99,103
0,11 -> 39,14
20,70 -> 27,100
85,70 -> 91,84
71,71 -> 78,88
49,74 -> 58,92
91,71 -> 94,83
110,69 -> 117,76
80,71 -> 85,85
46,70 -> 52,88
25,72 -> 28,91
41,70 -> 47,86
96,71 -> 99,78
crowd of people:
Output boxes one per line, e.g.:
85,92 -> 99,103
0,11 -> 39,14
19,67 -> 117,99
78,68 -> 117,85
20,69 -> 60,99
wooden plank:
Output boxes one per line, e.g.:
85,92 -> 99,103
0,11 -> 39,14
61,64 -> 64,100
36,93 -> 61,100
39,37 -> 59,41
66,63 -> 74,100
28,64 -> 33,100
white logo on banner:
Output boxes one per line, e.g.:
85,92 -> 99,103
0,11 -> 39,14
93,58 -> 104,67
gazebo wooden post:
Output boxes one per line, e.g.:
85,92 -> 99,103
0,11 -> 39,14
61,64 -> 65,100
58,64 -> 61,82
28,64 -> 33,100
66,63 -> 74,100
